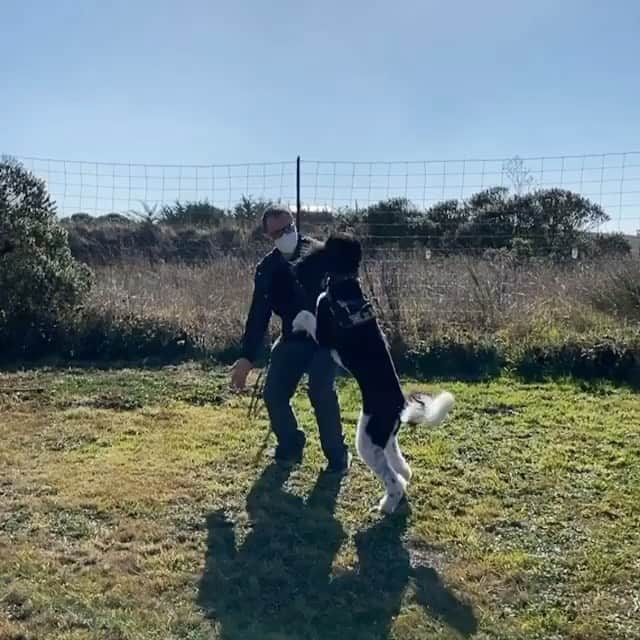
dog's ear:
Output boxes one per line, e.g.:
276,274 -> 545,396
326,233 -> 361,254
293,240 -> 327,275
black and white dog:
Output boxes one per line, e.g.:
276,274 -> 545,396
292,233 -> 454,513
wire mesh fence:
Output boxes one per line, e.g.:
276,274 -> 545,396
12,156 -> 298,218
4,151 -> 639,356
11,152 -> 640,236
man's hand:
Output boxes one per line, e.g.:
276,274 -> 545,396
230,357 -> 253,391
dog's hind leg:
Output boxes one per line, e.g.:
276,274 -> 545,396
356,412 -> 406,514
385,432 -> 412,483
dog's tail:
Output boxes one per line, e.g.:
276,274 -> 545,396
400,391 -> 455,426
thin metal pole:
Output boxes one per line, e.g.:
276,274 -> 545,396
296,155 -> 301,230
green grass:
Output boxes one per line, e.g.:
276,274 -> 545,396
1,365 -> 639,639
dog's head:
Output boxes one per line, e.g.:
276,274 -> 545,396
321,233 -> 362,277
293,232 -> 362,284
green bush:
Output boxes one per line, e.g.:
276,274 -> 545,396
363,198 -> 419,248
403,334 -> 504,380
0,158 -> 93,357
509,328 -> 640,386
66,309 -> 201,362
59,188 -> 633,265
396,326 -> 639,386
584,232 -> 632,258
232,195 -> 272,223
160,200 -> 226,227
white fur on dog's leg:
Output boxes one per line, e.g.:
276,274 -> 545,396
292,310 -> 317,342
356,414 -> 405,514
385,434 -> 412,483
378,471 -> 407,513
377,459 -> 405,514
378,480 -> 406,514
355,411 -> 371,461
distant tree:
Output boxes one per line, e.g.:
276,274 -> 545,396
159,200 -> 226,226
516,189 -> 608,256
583,232 -> 632,258
130,202 -> 161,225
67,212 -> 95,225
97,213 -> 134,225
457,187 -> 513,251
422,198 -> 470,252
452,187 -> 609,257
232,195 -> 272,223
363,198 -> 420,247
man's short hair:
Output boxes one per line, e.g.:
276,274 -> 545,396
261,205 -> 293,231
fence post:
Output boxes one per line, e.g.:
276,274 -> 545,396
296,155 -> 301,231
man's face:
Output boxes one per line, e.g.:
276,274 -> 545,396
264,212 -> 294,241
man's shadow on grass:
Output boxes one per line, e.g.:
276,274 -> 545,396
197,463 -> 477,640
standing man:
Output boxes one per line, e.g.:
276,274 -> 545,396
231,206 -> 350,472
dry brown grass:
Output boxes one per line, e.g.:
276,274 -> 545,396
583,257 -> 640,321
90,257 -> 256,353
89,253 -> 637,355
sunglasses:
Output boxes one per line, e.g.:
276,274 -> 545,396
268,221 -> 295,240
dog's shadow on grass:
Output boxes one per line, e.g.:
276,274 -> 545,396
197,463 -> 477,639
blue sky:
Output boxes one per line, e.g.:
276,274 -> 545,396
1,1 -> 639,229
2,0 -> 639,163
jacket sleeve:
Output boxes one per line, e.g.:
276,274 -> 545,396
315,293 -> 334,349
240,263 -> 272,363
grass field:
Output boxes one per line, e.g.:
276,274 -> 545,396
1,365 -> 639,640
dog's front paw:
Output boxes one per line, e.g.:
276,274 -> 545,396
292,310 -> 316,336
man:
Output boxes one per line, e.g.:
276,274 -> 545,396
231,205 -> 350,472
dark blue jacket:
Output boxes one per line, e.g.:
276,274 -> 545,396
241,236 -> 327,362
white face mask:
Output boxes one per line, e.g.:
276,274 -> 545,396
274,228 -> 298,257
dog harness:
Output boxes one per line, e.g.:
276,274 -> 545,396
326,275 -> 377,329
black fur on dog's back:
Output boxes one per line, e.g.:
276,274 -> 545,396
295,233 -> 407,448
292,232 -> 361,284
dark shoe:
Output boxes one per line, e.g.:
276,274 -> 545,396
273,444 -> 304,467
326,451 -> 352,474
273,431 -> 306,467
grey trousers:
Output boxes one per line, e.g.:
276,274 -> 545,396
263,336 -> 346,463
